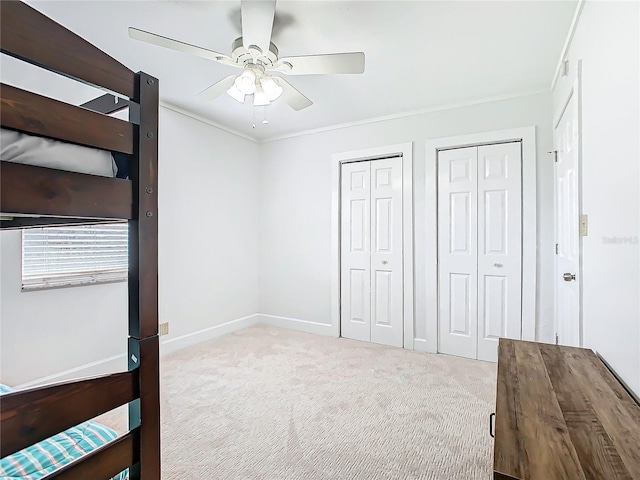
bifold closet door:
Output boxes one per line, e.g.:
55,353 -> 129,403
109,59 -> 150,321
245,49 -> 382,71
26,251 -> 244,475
341,161 -> 372,343
438,143 -> 522,362
476,143 -> 522,362
438,147 -> 479,359
341,157 -> 403,347
370,158 -> 403,347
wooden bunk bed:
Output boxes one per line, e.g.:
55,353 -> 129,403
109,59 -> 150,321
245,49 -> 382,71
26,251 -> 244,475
0,2 -> 160,479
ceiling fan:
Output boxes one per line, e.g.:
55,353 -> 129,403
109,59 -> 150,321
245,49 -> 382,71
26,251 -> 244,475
129,0 -> 365,111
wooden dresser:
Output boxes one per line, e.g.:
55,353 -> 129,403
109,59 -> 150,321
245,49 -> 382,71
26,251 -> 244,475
493,338 -> 640,480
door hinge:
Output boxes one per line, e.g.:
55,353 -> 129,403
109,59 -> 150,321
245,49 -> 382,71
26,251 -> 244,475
555,243 -> 558,255
548,150 -> 558,162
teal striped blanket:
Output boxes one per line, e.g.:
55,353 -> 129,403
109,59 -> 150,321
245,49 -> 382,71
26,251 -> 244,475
0,384 -> 128,480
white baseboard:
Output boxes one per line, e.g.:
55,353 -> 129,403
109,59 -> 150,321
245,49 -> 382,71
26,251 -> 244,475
413,338 -> 436,354
257,314 -> 335,337
15,314 -> 435,389
14,354 -> 127,390
14,314 -> 260,389
160,314 -> 259,355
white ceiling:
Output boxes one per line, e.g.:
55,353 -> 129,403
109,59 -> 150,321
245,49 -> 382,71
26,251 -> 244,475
27,1 -> 577,141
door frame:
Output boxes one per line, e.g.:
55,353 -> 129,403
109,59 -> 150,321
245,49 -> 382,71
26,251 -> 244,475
423,127 -> 537,353
331,142 -> 414,348
553,62 -> 583,346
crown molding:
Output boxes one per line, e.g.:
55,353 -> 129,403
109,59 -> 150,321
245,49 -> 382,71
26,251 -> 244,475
159,101 -> 259,143
261,89 -> 550,143
160,89 -> 550,145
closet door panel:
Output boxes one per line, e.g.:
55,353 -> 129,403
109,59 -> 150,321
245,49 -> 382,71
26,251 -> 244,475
340,162 -> 371,342
370,157 -> 403,347
477,142 -> 522,362
438,147 -> 478,359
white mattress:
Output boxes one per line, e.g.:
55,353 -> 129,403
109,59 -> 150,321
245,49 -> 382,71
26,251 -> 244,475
0,128 -> 117,177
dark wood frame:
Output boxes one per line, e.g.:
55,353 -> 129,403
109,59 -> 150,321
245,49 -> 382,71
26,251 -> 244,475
0,2 -> 160,478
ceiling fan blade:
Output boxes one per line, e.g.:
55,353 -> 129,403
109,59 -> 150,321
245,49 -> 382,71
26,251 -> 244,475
276,52 -> 365,75
273,77 -> 313,111
241,0 -> 276,54
196,75 -> 238,100
129,27 -> 233,64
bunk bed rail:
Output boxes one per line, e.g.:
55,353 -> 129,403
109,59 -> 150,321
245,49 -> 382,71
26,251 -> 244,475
0,371 -> 139,457
1,83 -> 135,154
1,1 -> 136,99
1,162 -> 133,219
45,429 -> 140,480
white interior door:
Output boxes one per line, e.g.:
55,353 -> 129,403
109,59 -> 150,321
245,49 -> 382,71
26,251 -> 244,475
476,143 -> 522,362
438,147 -> 479,358
438,143 -> 522,361
341,161 -> 371,343
370,158 -> 403,347
341,157 -> 403,347
555,93 -> 581,347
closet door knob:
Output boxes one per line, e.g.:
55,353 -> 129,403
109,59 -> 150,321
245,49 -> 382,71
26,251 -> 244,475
382,260 -> 388,265
493,263 -> 503,268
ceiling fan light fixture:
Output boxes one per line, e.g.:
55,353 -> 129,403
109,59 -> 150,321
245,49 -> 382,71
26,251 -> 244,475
226,84 -> 246,103
253,85 -> 271,106
261,76 -> 283,101
234,69 -> 257,95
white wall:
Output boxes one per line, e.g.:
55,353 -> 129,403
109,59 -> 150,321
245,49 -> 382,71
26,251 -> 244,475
0,107 -> 260,386
553,1 -> 640,395
258,92 -> 555,345
0,233 -> 129,385
158,108 -> 260,340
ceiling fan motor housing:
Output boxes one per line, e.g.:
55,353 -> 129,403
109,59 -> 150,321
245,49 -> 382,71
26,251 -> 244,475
231,37 -> 279,68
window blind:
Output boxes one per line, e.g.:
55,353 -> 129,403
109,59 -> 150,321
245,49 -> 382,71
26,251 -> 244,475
22,223 -> 128,290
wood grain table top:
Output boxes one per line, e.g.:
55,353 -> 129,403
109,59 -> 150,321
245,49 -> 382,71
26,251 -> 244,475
494,339 -> 640,480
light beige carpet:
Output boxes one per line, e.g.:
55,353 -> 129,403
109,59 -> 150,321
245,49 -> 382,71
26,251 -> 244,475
153,325 -> 496,479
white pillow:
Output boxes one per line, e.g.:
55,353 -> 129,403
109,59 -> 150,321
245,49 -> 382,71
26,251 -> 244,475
1,128 -> 117,177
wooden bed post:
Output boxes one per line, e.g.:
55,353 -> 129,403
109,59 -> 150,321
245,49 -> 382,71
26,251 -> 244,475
128,71 -> 160,480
